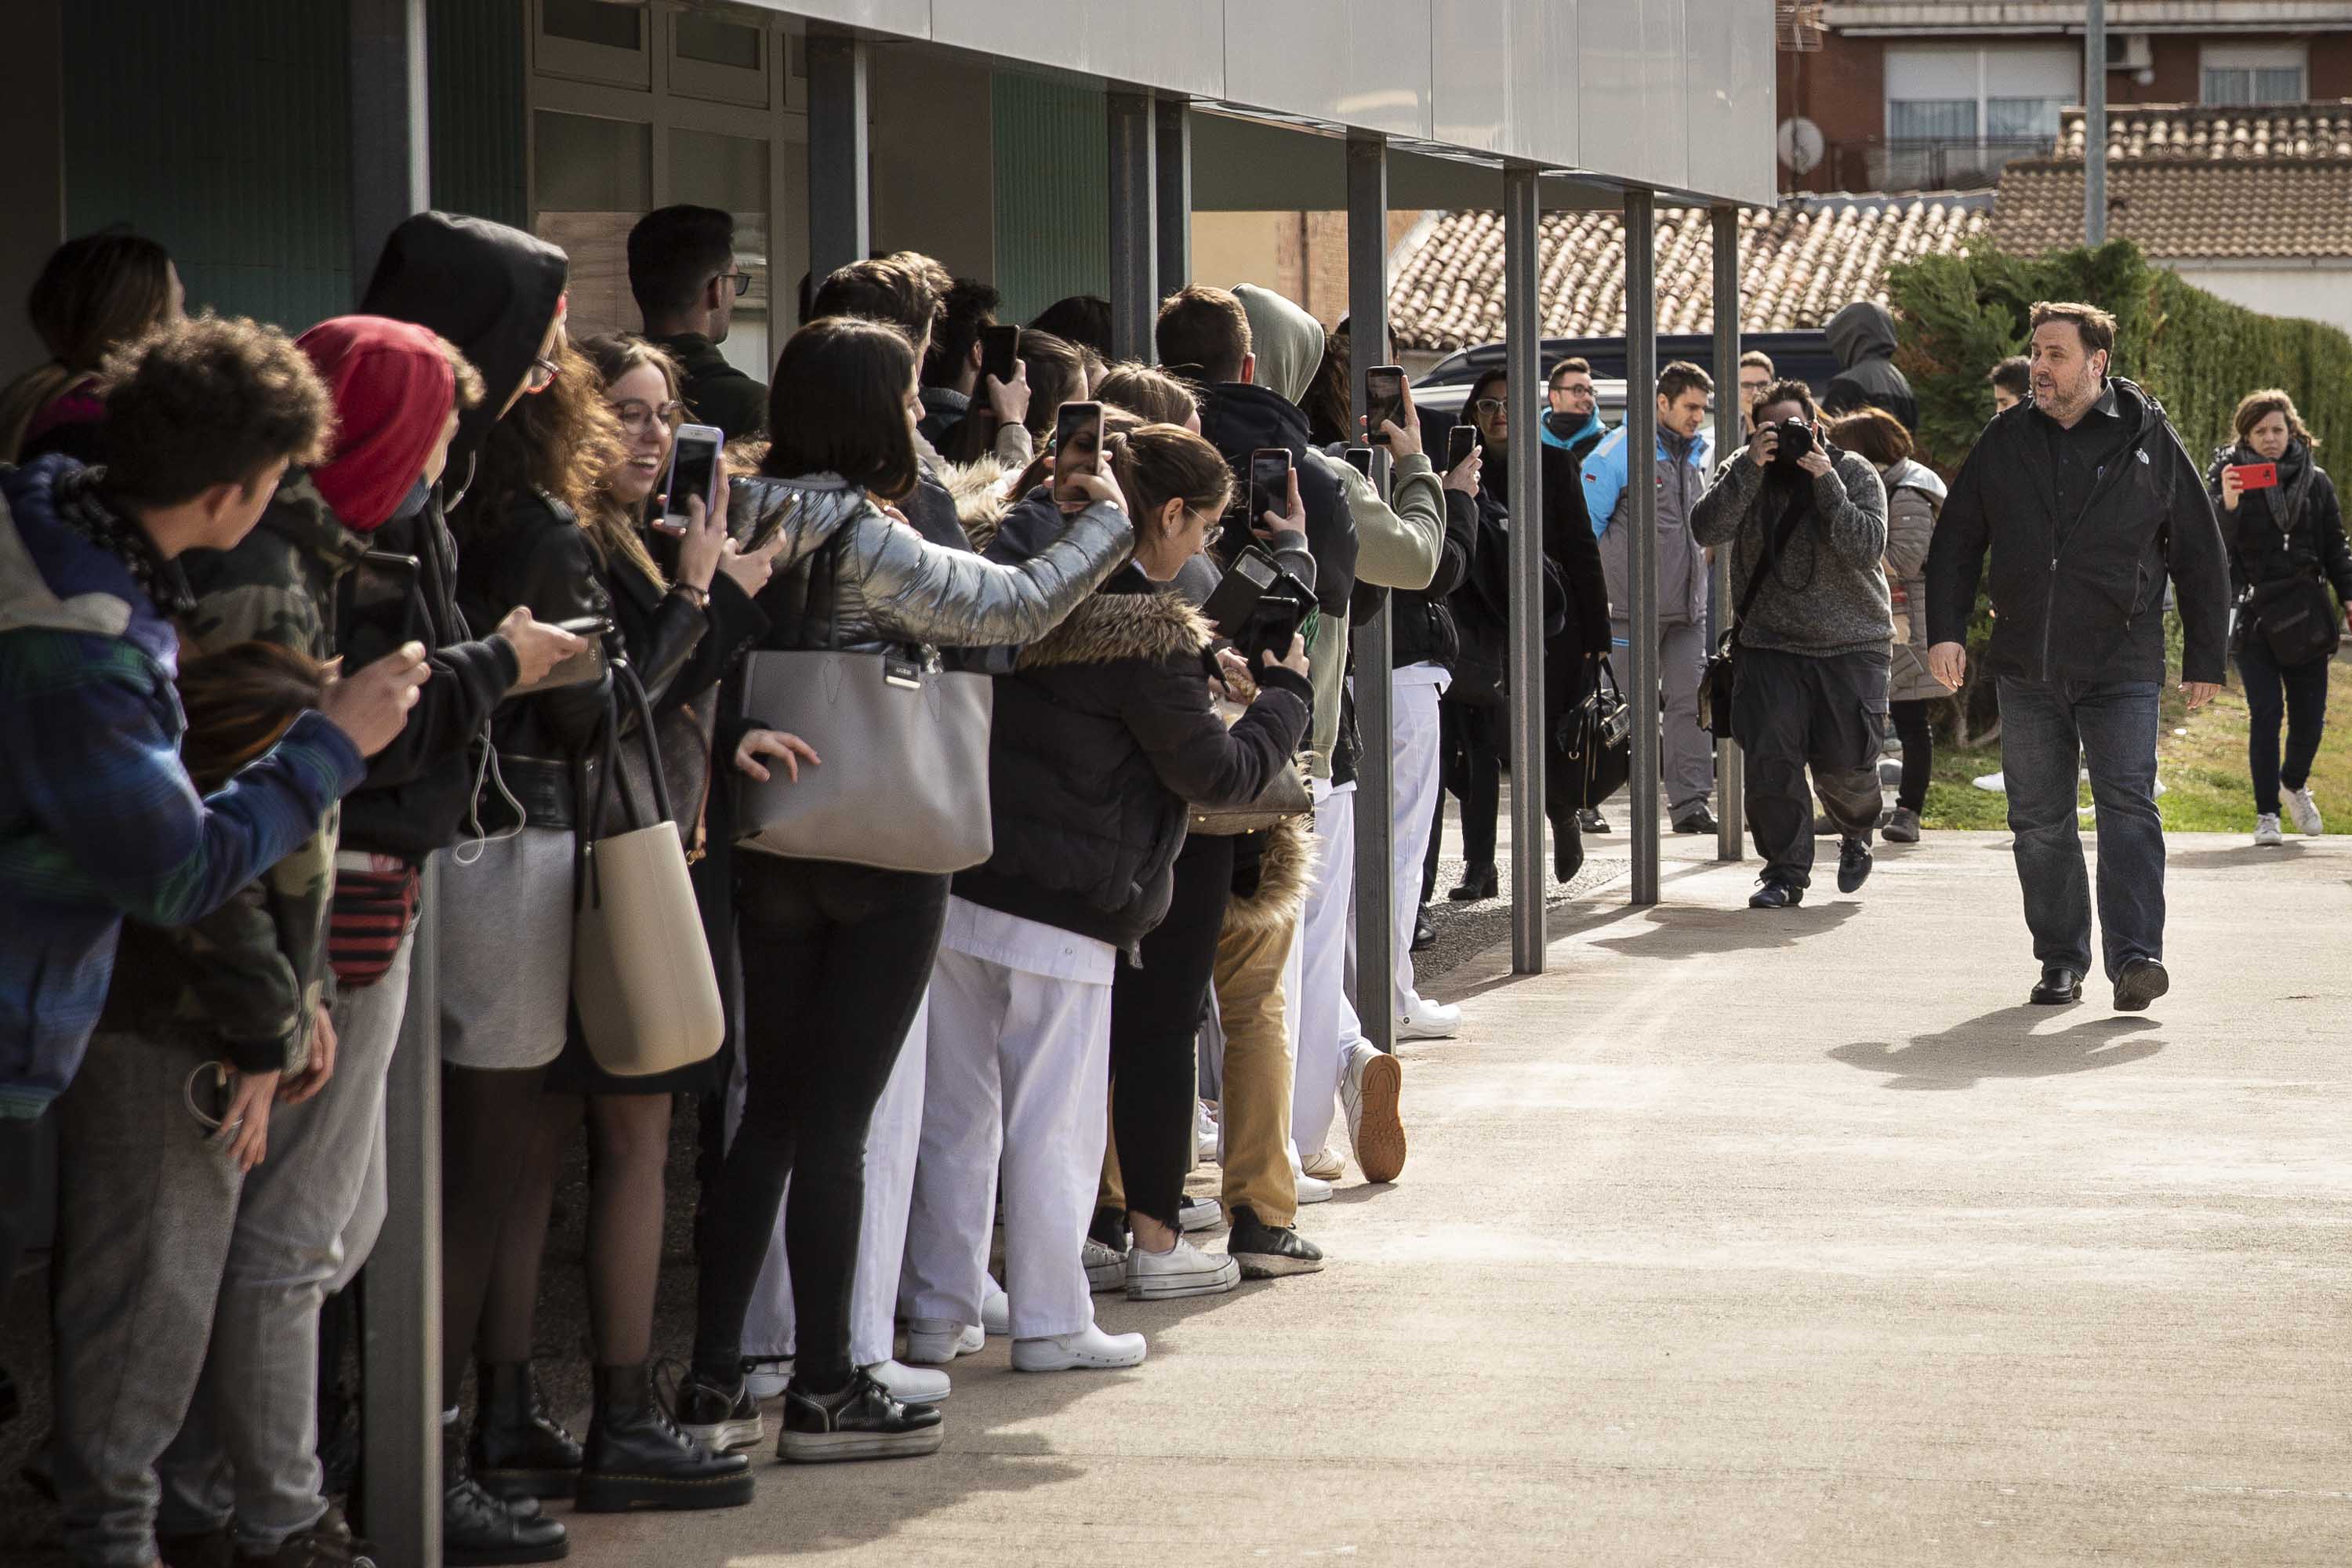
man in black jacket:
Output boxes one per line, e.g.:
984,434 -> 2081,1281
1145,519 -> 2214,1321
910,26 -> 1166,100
630,205 -> 768,441
1925,300 -> 2230,1011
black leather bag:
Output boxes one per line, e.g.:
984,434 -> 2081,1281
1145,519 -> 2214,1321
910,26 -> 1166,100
2244,570 -> 2342,667
1555,655 -> 1631,808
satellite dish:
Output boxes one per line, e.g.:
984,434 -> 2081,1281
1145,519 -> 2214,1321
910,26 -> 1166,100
1777,116 -> 1824,175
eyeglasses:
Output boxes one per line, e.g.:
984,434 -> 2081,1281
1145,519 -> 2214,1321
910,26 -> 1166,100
715,270 -> 753,298
1474,397 -> 1508,416
524,355 -> 561,394
609,398 -> 682,435
1552,382 -> 1595,398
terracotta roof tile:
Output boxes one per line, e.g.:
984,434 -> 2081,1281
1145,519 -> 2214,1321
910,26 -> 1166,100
1386,197 -> 1990,353
1996,100 -> 2352,259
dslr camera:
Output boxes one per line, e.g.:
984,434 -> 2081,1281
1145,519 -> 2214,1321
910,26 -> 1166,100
1773,417 -> 1814,463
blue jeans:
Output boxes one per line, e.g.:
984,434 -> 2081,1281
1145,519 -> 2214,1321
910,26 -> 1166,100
1998,677 -> 2164,981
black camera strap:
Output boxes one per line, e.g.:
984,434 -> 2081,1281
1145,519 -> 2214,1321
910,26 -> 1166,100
1728,475 -> 1817,648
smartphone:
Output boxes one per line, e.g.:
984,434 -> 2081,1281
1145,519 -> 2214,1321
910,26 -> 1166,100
1053,401 -> 1104,508
1201,546 -> 1279,635
1248,448 -> 1293,528
660,425 -> 725,535
2234,462 -> 2279,491
509,616 -> 614,696
980,323 -> 1021,389
1365,365 -> 1407,443
1446,423 -> 1479,470
1343,446 -> 1374,478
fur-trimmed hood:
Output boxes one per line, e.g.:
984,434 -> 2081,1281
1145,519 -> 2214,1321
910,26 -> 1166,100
1220,814 -> 1317,938
1019,579 -> 1211,672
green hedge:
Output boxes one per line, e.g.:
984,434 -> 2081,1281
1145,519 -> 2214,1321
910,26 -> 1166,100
1884,238 -> 2352,473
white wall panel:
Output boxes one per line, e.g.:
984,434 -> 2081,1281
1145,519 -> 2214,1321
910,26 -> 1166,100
1683,0 -> 1776,205
1432,0 -> 1580,166
932,0 -> 1225,98
1578,0 -> 1687,191
762,0 -> 930,37
1221,0 -> 1431,140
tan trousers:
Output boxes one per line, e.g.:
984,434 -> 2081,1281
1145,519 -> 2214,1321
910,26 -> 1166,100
1210,914 -> 1301,1229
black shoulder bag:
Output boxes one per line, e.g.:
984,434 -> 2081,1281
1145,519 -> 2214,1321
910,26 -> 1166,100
1703,479 -> 1815,741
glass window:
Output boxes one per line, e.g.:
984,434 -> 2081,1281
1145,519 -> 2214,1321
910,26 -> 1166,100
1986,97 -> 2060,141
670,129 -> 771,380
2202,43 -> 2307,105
676,15 -> 760,71
533,111 -> 652,343
1889,100 -> 1977,142
543,0 -> 641,51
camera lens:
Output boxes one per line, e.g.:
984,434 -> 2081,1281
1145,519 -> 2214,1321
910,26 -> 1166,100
1777,418 -> 1813,462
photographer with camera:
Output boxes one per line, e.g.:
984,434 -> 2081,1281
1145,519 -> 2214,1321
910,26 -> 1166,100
1690,380 -> 1892,909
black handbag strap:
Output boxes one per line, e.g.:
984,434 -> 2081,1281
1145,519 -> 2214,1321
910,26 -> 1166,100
577,662 -> 673,912
1727,478 -> 1817,647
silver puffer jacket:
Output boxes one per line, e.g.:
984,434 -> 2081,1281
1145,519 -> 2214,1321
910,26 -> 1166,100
730,472 -> 1134,651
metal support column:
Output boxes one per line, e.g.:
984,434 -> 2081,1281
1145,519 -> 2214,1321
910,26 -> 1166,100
1624,187 -> 1661,907
2084,0 -> 2107,246
361,861 -> 441,1566
1346,132 -> 1396,1048
347,0 -> 426,297
1503,165 -> 1547,971
1709,205 -> 1745,863
1106,90 -> 1156,363
1154,96 -> 1192,295
806,31 -> 870,285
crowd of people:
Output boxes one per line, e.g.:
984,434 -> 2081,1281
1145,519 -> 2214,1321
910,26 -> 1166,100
0,199 -> 2334,1568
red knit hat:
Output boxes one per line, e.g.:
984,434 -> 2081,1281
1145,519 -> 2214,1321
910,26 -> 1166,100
296,315 -> 458,531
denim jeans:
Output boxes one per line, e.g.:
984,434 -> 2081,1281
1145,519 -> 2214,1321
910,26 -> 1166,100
1998,676 -> 2165,980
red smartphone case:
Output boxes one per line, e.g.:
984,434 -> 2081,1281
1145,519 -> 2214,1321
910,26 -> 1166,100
2235,463 -> 2278,490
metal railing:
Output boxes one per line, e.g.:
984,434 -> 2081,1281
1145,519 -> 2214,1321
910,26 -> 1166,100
1819,136 -> 2056,192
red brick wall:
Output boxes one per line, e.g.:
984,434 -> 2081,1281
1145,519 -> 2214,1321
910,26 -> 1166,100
1779,32 -> 1885,193
2311,36 -> 2352,100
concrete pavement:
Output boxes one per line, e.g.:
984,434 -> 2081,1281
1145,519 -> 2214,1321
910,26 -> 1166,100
558,827 -> 2352,1566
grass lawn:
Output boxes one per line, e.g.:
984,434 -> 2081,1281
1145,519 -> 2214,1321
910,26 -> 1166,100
1922,649 -> 2352,834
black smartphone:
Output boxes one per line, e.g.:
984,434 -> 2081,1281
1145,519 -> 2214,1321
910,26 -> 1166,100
660,424 -> 724,535
509,616 -> 613,696
1201,546 -> 1281,635
1053,401 -> 1104,507
351,550 -> 419,619
1344,445 -> 1374,477
1365,365 -> 1406,443
1447,423 -> 1479,470
1248,448 -> 1293,528
980,323 -> 1021,389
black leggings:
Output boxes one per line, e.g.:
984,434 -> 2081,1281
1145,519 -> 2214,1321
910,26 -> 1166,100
2237,640 -> 2331,815
1890,699 -> 1933,813
691,856 -> 949,1394
1108,834 -> 1233,1232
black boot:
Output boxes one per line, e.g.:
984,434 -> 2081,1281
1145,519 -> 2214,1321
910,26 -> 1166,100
575,1363 -> 753,1512
443,1425 -> 568,1566
1446,862 -> 1497,902
470,1362 -> 582,1501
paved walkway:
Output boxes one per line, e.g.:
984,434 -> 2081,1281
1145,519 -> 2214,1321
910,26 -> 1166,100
561,827 -> 2352,1566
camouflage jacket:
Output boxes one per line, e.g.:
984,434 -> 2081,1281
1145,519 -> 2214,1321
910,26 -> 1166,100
98,475 -> 368,1073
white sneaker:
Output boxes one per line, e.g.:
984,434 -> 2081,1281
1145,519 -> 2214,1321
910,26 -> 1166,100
743,1356 -> 793,1400
1083,1238 -> 1128,1291
2285,786 -> 2324,835
1341,1040 -> 1406,1185
1177,1195 -> 1225,1234
864,1358 -> 950,1404
2255,813 -> 2285,847
1196,1102 -> 1221,1163
1299,1145 -> 1345,1181
903,1319 -> 983,1365
1126,1236 -> 1242,1301
1396,996 -> 1461,1041
980,1279 -> 1010,1338
1286,1146 -> 1334,1205
1011,1323 -> 1147,1372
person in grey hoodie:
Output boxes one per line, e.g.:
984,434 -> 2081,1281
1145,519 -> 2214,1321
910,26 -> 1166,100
1822,301 -> 1919,434
1691,379 -> 1891,908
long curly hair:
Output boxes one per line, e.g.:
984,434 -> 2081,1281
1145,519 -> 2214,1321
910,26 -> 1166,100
460,334 -> 622,539
579,332 -> 683,591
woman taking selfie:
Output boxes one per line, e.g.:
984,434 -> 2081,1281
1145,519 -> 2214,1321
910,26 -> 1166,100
902,418 -> 1312,1369
459,335 -> 778,1515
673,314 -> 1133,1463
2209,390 -> 2352,846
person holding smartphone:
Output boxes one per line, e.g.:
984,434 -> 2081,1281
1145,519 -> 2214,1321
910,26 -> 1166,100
916,278 -> 1034,468
2209,387 -> 2352,847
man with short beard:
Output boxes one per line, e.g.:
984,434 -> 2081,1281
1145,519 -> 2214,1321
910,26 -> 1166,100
1925,301 -> 2230,1012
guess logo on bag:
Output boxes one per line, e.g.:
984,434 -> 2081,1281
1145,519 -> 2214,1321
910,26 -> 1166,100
883,657 -> 923,691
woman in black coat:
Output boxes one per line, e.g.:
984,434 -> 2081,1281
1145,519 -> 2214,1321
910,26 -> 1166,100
2209,388 -> 2352,844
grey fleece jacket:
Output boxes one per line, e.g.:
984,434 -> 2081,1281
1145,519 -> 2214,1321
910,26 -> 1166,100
1690,449 -> 1891,658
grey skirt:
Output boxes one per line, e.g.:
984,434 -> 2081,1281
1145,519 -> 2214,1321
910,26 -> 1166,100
437,827 -> 575,1070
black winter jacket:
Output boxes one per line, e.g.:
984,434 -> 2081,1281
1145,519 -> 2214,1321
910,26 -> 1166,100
1196,381 -> 1358,618
1926,378 -> 2231,685
1392,487 -> 1477,671
1822,302 -> 1920,434
2205,442 -> 2352,606
953,499 -> 1312,951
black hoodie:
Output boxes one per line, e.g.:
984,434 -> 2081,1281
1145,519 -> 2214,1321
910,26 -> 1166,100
1196,381 -> 1358,618
1821,302 -> 1919,434
331,212 -> 568,864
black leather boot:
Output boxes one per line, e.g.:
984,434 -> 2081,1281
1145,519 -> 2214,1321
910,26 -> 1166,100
470,1362 -> 582,1501
574,1363 -> 753,1512
444,1425 -> 568,1566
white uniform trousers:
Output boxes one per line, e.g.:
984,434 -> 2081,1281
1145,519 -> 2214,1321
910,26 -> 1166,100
1293,779 -> 1359,1161
1389,668 -> 1447,1021
903,906 -> 1116,1341
731,992 -> 928,1370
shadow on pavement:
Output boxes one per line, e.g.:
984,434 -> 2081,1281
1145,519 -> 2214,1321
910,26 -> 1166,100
1587,899 -> 1861,959
1828,1007 -> 2163,1091
2169,841 -> 2314,869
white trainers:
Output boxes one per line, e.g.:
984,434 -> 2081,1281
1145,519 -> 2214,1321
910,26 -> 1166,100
1286,1146 -> 1334,1205
2254,812 -> 2285,847
865,1359 -> 950,1404
1083,1237 -> 1128,1290
1341,1040 -> 1406,1185
980,1278 -> 1010,1338
2285,786 -> 2324,835
1196,1102 -> 1221,1163
1125,1236 -> 1242,1301
1299,1145 -> 1345,1181
1011,1323 -> 1147,1373
743,1356 -> 793,1400
1396,996 -> 1461,1041
903,1319 -> 983,1365
1177,1195 -> 1225,1234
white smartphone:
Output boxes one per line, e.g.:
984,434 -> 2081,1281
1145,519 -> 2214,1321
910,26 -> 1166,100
660,424 -> 724,535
